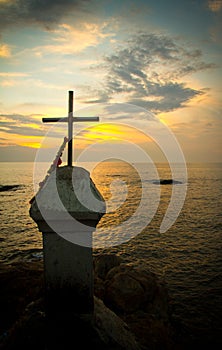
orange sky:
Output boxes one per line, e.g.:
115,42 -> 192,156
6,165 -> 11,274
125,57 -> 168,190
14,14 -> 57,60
0,0 -> 221,162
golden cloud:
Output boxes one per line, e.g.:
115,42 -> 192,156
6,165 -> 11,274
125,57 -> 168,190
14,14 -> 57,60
208,0 -> 222,12
0,43 -> 11,58
35,22 -> 114,56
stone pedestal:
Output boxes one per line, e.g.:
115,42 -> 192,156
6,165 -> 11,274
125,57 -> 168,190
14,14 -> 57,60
29,166 -> 105,318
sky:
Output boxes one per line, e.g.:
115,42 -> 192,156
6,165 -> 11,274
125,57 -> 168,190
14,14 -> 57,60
0,0 -> 221,162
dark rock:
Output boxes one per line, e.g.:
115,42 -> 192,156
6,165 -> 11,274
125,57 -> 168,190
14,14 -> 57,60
94,253 -> 122,280
94,296 -> 142,350
0,260 -> 142,350
93,258 -> 175,349
1,255 -> 175,350
123,311 -> 175,350
0,185 -> 21,192
152,179 -> 182,185
0,261 -> 44,336
94,275 -> 106,300
104,264 -> 161,314
105,269 -> 146,313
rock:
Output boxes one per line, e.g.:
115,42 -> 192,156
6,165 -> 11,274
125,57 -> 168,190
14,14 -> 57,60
0,184 -> 21,192
1,295 -> 142,350
105,270 -> 146,313
152,179 -> 182,185
104,264 -> 161,314
1,255 -> 174,350
93,259 -> 175,350
94,276 -> 106,300
123,311 -> 175,350
94,296 -> 142,350
94,253 -> 122,279
0,261 -> 44,336
94,260 -> 174,350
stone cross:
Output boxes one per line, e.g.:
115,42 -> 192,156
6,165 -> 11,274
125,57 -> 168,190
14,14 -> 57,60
29,91 -> 106,349
42,90 -> 99,166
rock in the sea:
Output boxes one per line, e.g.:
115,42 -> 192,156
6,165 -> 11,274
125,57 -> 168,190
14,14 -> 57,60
0,184 -> 21,192
152,179 -> 182,185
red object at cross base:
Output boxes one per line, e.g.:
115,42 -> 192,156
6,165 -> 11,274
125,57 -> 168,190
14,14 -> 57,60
53,157 -> 62,167
57,157 -> 62,166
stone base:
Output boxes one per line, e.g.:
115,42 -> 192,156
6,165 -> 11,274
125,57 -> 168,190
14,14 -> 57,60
42,232 -> 93,316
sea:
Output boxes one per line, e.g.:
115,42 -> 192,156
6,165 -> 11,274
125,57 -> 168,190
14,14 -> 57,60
0,161 -> 222,347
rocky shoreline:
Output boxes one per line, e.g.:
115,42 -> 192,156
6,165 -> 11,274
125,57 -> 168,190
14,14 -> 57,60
93,254 -> 176,349
0,253 -> 181,349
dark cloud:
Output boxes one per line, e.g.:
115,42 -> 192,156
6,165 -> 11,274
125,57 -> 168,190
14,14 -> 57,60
0,125 -> 43,136
127,83 -> 202,113
0,0 -> 90,31
0,113 -> 43,136
89,33 -> 215,113
0,114 -> 63,137
0,113 -> 40,124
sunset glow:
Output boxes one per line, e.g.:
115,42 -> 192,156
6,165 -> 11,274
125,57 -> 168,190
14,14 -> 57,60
0,0 -> 221,162
77,123 -> 152,145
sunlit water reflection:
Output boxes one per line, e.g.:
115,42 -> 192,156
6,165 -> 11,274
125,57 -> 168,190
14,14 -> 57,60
0,161 -> 222,345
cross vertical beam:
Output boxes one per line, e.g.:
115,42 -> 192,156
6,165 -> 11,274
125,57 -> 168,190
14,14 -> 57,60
42,90 -> 100,167
68,91 -> 73,167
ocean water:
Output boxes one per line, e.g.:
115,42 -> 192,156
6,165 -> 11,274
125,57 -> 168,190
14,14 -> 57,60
0,161 -> 222,345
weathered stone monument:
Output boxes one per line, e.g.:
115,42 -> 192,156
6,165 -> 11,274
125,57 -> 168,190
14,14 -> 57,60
29,91 -> 105,320
28,92 -> 145,350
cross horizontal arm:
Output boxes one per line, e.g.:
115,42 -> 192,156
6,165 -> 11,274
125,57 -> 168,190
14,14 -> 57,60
42,117 -> 67,123
42,116 -> 100,123
74,116 -> 99,122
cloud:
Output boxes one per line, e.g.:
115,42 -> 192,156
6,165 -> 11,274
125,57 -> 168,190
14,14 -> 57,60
206,1 -> 222,43
88,33 -> 215,113
0,136 -> 17,146
0,0 -> 91,31
0,43 -> 11,57
0,113 -> 67,139
34,22 -> 113,56
0,72 -> 29,77
0,114 -> 44,136
0,72 -> 29,87
171,116 -> 222,140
